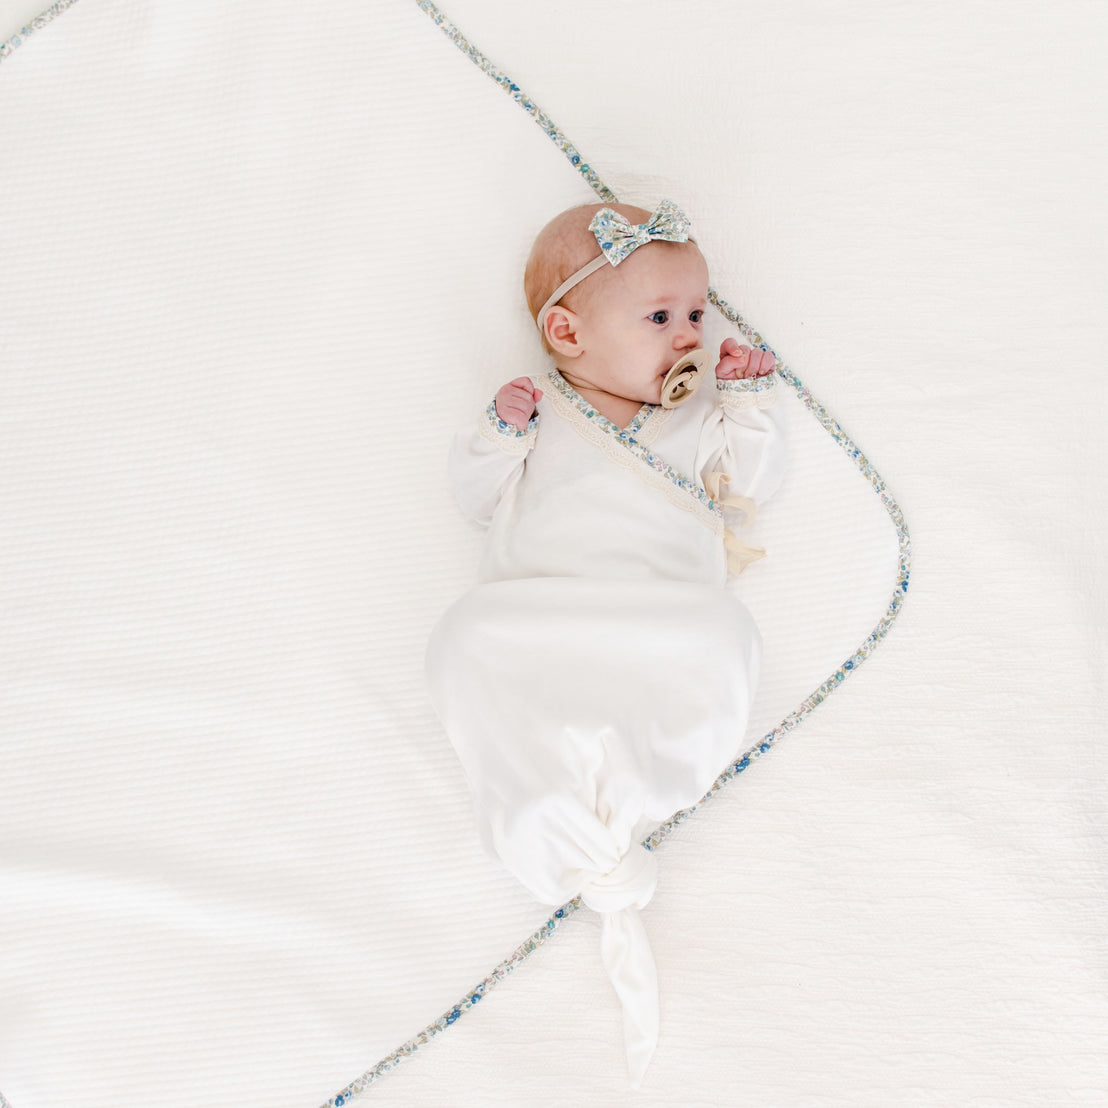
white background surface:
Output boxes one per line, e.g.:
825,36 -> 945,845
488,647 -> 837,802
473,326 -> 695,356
1,1 -> 1105,1106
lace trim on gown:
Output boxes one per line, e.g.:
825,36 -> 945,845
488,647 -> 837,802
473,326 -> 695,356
543,370 -> 723,536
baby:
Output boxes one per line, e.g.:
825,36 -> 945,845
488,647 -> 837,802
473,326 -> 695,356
497,201 -> 775,437
424,199 -> 787,1088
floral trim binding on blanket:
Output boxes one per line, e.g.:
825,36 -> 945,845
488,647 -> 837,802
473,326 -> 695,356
0,0 -> 80,64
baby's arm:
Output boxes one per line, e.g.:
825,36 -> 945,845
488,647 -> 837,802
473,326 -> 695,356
696,340 -> 788,506
447,378 -> 542,527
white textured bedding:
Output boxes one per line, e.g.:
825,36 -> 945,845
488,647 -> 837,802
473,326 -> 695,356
0,2 -> 1104,1106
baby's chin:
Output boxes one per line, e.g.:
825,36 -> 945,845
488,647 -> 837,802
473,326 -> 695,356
629,373 -> 666,403
633,369 -> 667,403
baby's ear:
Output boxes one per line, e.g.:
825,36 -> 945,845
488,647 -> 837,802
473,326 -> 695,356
545,307 -> 583,357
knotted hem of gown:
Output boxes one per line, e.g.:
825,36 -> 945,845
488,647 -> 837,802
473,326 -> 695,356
425,575 -> 764,1088
579,845 -> 661,1090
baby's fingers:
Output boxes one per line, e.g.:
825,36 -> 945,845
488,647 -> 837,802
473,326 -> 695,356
719,339 -> 751,364
746,349 -> 776,377
502,377 -> 541,401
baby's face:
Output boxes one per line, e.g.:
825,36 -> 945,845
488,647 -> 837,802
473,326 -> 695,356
566,243 -> 709,405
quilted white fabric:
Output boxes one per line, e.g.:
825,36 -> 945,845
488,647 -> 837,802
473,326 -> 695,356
1,2 -> 1104,1106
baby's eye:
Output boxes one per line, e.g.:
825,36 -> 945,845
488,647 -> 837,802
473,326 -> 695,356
690,309 -> 703,323
649,310 -> 668,324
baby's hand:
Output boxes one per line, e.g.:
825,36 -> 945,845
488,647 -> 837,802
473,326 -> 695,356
495,377 -> 544,431
715,338 -> 776,380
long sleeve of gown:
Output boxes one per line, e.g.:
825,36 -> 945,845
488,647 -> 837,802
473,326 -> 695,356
447,396 -> 539,527
694,372 -> 788,575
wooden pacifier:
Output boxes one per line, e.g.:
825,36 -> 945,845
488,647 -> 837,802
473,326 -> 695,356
660,347 -> 710,409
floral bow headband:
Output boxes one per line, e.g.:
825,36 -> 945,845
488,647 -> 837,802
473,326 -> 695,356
536,199 -> 696,336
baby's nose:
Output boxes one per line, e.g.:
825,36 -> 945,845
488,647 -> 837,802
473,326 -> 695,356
672,321 -> 698,348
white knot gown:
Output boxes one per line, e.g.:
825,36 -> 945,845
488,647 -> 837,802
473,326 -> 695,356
424,365 -> 787,1088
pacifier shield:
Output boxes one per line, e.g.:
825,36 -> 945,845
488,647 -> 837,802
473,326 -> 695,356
660,347 -> 710,409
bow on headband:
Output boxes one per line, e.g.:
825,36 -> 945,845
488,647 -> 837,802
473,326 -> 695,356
588,199 -> 693,266
535,199 -> 696,336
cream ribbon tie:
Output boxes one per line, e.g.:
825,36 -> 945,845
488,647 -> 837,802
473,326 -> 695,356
704,469 -> 766,574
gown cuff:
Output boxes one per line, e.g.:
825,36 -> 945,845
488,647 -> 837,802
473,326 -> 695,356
716,372 -> 778,408
480,397 -> 539,454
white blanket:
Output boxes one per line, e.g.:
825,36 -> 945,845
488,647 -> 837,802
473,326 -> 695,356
1,2 -> 1104,1106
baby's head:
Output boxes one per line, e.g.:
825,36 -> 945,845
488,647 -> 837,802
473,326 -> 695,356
524,201 -> 709,407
